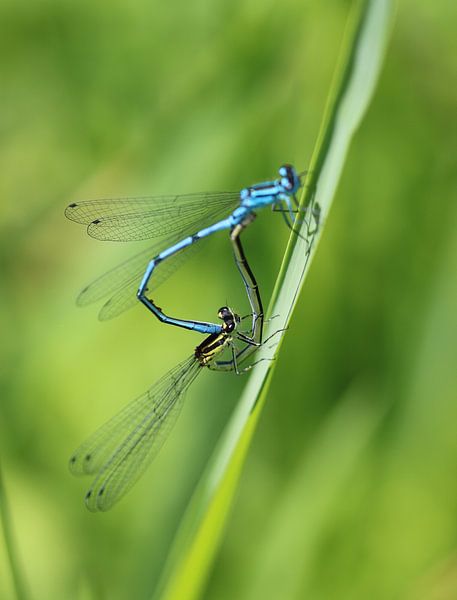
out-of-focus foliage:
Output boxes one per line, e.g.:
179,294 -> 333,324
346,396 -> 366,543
0,1 -> 455,599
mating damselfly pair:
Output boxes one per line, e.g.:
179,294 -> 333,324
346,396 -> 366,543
67,165 -> 320,511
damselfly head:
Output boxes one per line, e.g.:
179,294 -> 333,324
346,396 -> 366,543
217,306 -> 239,332
278,164 -> 301,193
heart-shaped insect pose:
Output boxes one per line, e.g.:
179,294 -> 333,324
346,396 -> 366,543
69,224 -> 277,511
66,165 -> 319,332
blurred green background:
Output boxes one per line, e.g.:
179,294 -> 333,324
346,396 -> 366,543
1,0 -> 456,598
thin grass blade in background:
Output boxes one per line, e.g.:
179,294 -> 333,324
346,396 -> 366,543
0,460 -> 28,600
154,1 -> 394,598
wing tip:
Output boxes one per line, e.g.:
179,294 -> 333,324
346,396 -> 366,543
64,203 -> 80,222
98,302 -> 114,321
68,454 -> 77,474
69,451 -> 95,476
85,485 -> 115,512
84,489 -> 98,512
76,287 -> 91,307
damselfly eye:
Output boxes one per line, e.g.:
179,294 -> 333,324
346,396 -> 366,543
279,164 -> 295,190
217,306 -> 230,319
218,306 -> 237,331
221,307 -> 235,320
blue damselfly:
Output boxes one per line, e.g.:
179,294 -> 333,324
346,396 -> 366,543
66,165 -> 318,333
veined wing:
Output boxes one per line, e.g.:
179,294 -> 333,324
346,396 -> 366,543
74,195 -> 237,320
69,356 -> 201,512
77,233 -> 208,320
65,192 -> 240,241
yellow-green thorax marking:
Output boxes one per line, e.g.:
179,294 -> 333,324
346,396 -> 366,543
195,306 -> 239,366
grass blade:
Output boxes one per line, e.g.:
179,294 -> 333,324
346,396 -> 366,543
0,460 -> 28,600
154,1 -> 394,598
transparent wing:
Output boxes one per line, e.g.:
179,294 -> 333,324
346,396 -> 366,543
65,192 -> 240,241
69,356 -> 201,512
77,234 -> 208,320
73,194 -> 238,320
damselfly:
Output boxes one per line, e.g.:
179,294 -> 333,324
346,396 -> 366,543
69,225 -> 267,511
66,165 -> 317,332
